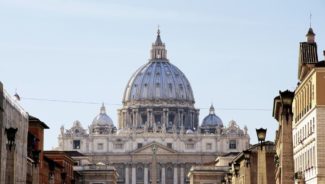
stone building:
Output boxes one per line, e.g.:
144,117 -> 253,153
74,164 -> 118,184
43,151 -> 76,184
229,142 -> 276,184
292,27 -> 325,183
187,152 -> 238,184
0,81 -> 29,184
57,30 -> 250,184
27,115 -> 50,184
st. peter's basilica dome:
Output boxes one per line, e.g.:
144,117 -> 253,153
118,30 -> 199,132
122,29 -> 195,106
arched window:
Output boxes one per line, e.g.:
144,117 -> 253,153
166,166 -> 173,183
136,166 -> 144,181
141,114 -> 147,125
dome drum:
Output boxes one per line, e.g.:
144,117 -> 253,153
118,106 -> 199,133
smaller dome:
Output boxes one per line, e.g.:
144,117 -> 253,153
201,105 -> 223,127
92,104 -> 114,127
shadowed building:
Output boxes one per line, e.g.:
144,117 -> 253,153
229,142 -> 276,184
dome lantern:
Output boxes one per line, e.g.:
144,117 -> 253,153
209,104 -> 215,114
100,103 -> 106,114
151,28 -> 167,60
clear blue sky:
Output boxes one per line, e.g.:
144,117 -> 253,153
0,0 -> 324,150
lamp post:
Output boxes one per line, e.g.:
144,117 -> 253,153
5,127 -> 18,151
221,178 -> 226,184
256,127 -> 268,184
243,150 -> 251,184
227,172 -> 233,184
234,162 -> 240,177
243,150 -> 251,167
256,128 -> 267,150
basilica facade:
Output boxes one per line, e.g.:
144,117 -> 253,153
57,30 -> 250,184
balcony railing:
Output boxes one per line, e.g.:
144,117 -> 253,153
74,165 -> 116,171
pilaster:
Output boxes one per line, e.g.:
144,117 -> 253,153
161,164 -> 166,184
132,164 -> 136,184
173,164 -> 178,184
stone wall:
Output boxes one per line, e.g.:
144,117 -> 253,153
0,82 -> 29,183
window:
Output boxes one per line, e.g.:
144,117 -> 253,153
167,143 -> 173,149
114,143 -> 123,149
166,166 -> 174,184
137,143 -> 143,149
97,143 -> 103,150
186,143 -> 195,149
136,167 -> 144,181
310,120 -> 313,134
229,140 -> 236,149
73,140 -> 80,149
206,143 -> 212,150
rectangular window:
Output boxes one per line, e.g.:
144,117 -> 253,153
137,143 -> 143,149
167,143 -> 173,149
97,143 -> 104,150
206,143 -> 212,150
114,143 -> 124,149
73,140 -> 80,149
229,140 -> 236,149
186,143 -> 195,149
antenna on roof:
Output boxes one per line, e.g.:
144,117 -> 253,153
309,12 -> 312,28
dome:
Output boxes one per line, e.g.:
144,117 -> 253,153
201,105 -> 223,127
92,104 -> 114,127
118,29 -> 200,132
122,30 -> 195,105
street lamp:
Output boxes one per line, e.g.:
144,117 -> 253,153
279,90 -> 294,122
5,127 -> 18,151
256,128 -> 267,149
279,90 -> 294,107
227,172 -> 233,184
221,179 -> 226,184
234,162 -> 240,177
243,150 -> 251,167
